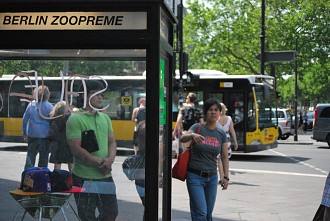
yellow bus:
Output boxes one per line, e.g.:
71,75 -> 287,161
173,70 -> 279,154
0,74 -> 146,147
0,70 -> 278,154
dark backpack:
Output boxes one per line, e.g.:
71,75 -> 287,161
136,108 -> 146,124
122,154 -> 145,181
182,107 -> 198,131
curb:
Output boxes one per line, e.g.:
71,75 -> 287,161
0,146 -> 27,151
278,142 -> 314,145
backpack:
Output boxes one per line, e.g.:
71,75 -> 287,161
20,167 -> 52,192
50,170 -> 73,192
182,107 -> 198,131
136,108 -> 146,124
122,154 -> 145,181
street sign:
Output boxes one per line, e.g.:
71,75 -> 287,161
256,50 -> 296,63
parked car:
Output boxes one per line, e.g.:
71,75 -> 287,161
272,108 -> 292,140
312,104 -> 330,147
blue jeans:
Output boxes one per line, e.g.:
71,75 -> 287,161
24,138 -> 50,170
186,171 -> 218,221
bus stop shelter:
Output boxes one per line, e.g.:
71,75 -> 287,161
0,0 -> 176,219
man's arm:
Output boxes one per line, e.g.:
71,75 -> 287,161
107,132 -> 117,163
22,105 -> 31,141
99,132 -> 117,174
172,112 -> 183,137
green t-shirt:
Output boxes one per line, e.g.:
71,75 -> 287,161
66,111 -> 113,179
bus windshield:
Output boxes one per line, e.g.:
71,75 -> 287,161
255,84 -> 277,129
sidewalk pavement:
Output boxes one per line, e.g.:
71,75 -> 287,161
278,131 -> 314,145
0,131 -> 320,221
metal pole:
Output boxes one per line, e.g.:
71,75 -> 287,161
260,0 -> 266,75
177,1 -> 184,105
176,0 -> 184,155
294,38 -> 298,141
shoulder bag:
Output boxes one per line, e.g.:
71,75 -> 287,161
122,153 -> 145,181
172,124 -> 201,181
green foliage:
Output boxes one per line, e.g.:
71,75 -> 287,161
0,60 -> 136,76
183,0 -> 330,105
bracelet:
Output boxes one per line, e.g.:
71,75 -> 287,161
224,176 -> 230,181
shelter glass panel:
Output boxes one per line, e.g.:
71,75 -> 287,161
0,49 -> 148,221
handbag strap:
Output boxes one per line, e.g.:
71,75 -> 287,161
187,124 -> 202,149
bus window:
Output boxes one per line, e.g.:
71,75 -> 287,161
229,93 -> 244,125
247,93 -> 256,131
208,93 -> 223,104
264,85 -> 270,100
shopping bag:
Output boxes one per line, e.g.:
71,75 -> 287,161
172,148 -> 191,181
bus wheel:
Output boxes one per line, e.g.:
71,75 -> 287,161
327,135 -> 330,148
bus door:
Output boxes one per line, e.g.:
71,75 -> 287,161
228,92 -> 246,150
207,91 -> 245,151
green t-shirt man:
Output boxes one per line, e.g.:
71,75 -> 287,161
66,110 -> 114,179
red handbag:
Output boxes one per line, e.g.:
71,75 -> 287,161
172,125 -> 201,181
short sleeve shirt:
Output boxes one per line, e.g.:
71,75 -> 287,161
179,106 -> 203,121
66,111 -> 113,179
22,101 -> 53,138
188,123 -> 227,173
179,106 -> 204,131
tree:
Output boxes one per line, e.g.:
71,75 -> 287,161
183,0 -> 330,105
0,59 -> 139,77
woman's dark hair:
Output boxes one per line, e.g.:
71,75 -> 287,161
77,80 -> 105,108
203,98 -> 222,116
188,93 -> 197,103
